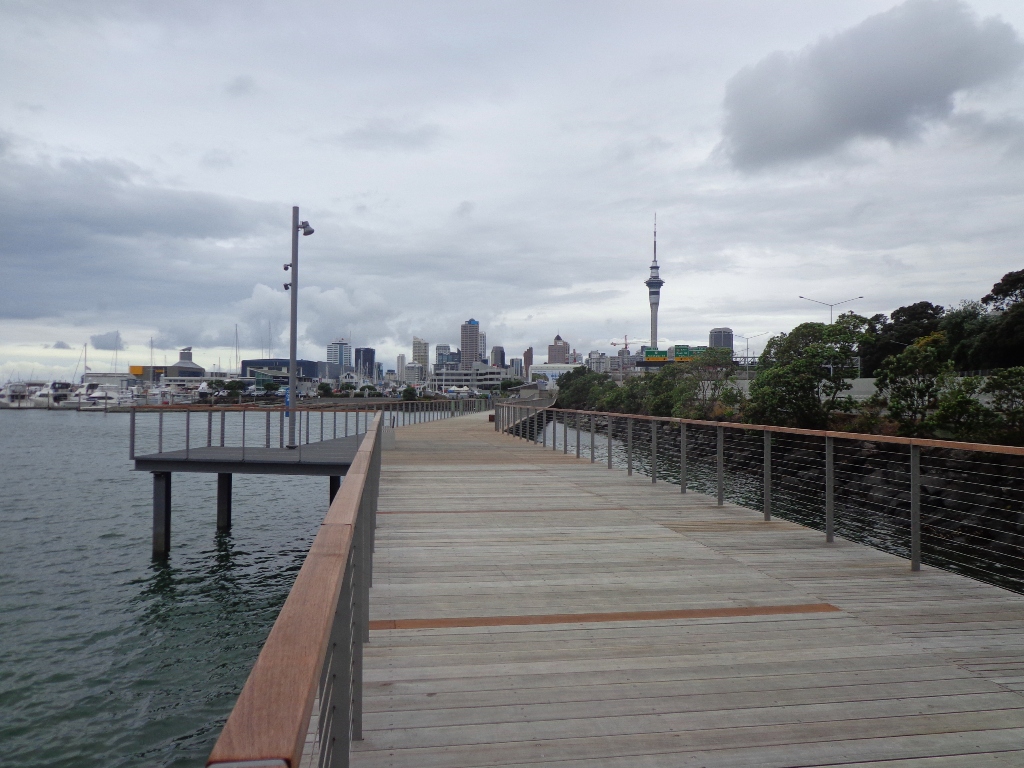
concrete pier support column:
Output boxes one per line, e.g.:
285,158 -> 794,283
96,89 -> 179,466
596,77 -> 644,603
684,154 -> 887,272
330,475 -> 341,503
217,473 -> 232,532
153,471 -> 172,557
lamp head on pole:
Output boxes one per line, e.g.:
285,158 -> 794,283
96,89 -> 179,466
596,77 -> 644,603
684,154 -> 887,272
299,221 -> 314,236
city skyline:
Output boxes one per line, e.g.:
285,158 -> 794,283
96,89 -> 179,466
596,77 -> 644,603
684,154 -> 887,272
4,2 -> 1024,382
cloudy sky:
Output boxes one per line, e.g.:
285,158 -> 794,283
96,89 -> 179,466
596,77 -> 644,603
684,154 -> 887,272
2,0 -> 1024,380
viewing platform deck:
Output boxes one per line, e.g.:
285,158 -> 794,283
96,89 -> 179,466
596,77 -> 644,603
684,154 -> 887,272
355,412 -> 1024,767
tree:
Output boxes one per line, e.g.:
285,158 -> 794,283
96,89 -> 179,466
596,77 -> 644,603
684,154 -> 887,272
401,385 -> 417,401
939,301 -> 996,371
859,301 -> 944,376
554,367 -> 613,410
927,374 -> 993,442
499,378 -> 525,393
669,348 -> 735,419
317,382 -> 333,397
263,381 -> 280,393
746,314 -> 865,428
983,367 -> 1024,444
873,342 -> 950,435
982,269 -> 1024,310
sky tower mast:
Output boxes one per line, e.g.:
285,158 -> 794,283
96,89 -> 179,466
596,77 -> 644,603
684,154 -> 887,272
645,214 -> 665,349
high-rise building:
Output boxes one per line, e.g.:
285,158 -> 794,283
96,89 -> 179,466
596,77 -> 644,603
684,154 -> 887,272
490,346 -> 505,368
434,344 -> 460,373
460,319 -> 480,370
547,334 -> 570,364
374,362 -> 383,381
586,350 -> 610,373
327,339 -> 352,369
479,333 -> 487,362
396,353 -> 406,383
523,347 -> 533,380
404,362 -> 424,382
412,337 -> 429,370
355,347 -> 376,380
645,216 -> 665,349
709,327 -> 734,351
509,358 -> 523,378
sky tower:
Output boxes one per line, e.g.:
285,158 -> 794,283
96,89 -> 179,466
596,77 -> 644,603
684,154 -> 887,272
645,215 -> 665,349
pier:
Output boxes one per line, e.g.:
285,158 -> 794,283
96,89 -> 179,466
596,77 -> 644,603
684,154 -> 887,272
207,407 -> 1024,767
131,399 -> 484,556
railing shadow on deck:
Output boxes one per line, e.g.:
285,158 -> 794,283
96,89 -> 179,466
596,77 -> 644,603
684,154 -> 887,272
497,403 -> 1024,596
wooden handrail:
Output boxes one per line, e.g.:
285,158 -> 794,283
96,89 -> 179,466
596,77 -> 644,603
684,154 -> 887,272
206,413 -> 383,767
524,405 -> 1024,457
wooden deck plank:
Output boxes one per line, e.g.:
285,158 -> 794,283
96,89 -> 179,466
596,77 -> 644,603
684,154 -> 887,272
350,413 -> 1024,768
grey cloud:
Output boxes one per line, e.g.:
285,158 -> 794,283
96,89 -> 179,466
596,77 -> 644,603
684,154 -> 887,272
721,0 -> 1024,169
201,149 -> 234,169
52,340 -> 71,349
949,111 -> 1024,156
0,147 -> 279,320
224,75 -> 256,96
333,119 -> 441,151
90,331 -> 124,350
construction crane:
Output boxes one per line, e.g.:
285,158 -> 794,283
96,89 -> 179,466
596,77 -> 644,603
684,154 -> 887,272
609,335 -> 649,352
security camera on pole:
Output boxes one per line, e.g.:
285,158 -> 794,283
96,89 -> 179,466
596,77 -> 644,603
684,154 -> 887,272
283,206 -> 314,448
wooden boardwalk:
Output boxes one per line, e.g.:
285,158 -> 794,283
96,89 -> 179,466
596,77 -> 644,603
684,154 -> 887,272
353,413 -> 1024,767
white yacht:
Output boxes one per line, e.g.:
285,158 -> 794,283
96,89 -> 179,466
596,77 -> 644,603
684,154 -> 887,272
0,382 -> 30,408
27,381 -> 74,408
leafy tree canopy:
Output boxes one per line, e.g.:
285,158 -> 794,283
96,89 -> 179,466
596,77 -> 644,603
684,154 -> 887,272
747,313 -> 865,429
982,269 -> 1024,311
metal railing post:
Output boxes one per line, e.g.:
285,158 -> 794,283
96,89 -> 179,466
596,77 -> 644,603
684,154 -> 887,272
651,420 -> 657,483
575,412 -> 581,459
825,435 -> 834,543
911,444 -> 921,571
627,417 -> 633,475
542,410 -> 547,447
334,411 -> 337,439
266,411 -> 271,448
763,430 -> 771,521
185,411 -> 191,459
241,410 -> 246,462
607,416 -> 613,469
129,408 -> 136,459
221,410 -> 227,447
590,414 -> 595,462
278,410 -> 283,448
320,411 -> 324,442
158,411 -> 163,453
207,411 -> 212,447
716,425 -> 724,506
345,409 -> 349,436
680,423 -> 686,493
563,413 -> 568,455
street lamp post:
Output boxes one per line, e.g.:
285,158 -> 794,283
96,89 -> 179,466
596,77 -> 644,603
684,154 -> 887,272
284,206 -> 314,449
799,295 -> 864,324
799,295 -> 862,378
735,331 -> 769,379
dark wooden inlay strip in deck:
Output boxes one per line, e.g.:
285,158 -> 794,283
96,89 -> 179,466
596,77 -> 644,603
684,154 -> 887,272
369,602 -> 840,630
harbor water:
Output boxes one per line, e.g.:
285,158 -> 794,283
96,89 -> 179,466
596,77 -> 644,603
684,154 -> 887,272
0,410 -> 328,767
